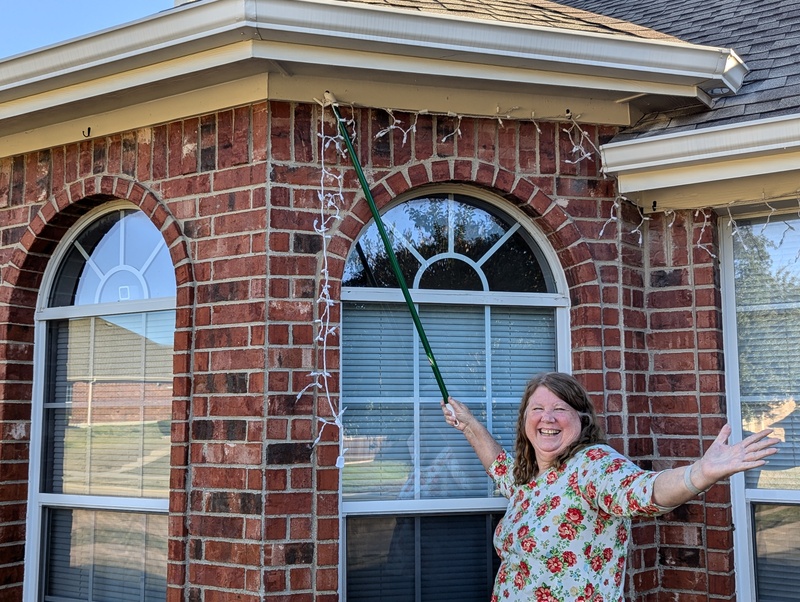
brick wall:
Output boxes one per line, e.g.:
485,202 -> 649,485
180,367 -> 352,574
0,100 -> 728,601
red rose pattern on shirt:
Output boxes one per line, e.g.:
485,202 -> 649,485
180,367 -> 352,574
487,445 -> 672,602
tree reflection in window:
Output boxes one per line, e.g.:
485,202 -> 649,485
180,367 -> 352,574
343,194 -> 554,293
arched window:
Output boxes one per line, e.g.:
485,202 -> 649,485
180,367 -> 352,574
25,203 -> 176,602
341,191 -> 570,600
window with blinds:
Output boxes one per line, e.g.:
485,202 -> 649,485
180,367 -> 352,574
26,205 -> 176,602
726,212 -> 800,601
341,193 -> 568,600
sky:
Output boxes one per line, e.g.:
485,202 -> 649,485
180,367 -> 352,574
0,0 -> 174,59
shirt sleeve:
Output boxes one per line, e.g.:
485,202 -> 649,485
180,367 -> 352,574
575,445 -> 676,517
487,450 -> 515,499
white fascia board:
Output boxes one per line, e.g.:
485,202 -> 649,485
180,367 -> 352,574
601,113 -> 800,194
0,0 -> 746,105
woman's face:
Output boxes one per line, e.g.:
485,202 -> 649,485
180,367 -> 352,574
524,385 -> 582,470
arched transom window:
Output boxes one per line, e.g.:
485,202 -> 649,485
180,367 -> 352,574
340,192 -> 570,601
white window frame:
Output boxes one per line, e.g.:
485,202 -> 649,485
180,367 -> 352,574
23,201 -> 175,601
338,188 -> 572,598
720,213 -> 800,601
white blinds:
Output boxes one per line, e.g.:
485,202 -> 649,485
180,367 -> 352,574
341,304 -> 415,397
342,302 -> 555,399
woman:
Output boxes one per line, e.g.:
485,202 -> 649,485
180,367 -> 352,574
441,372 -> 778,602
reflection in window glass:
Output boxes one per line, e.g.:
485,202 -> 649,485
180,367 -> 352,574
343,196 -> 553,293
733,216 -> 800,490
347,514 -> 502,602
753,504 -> 800,601
45,509 -> 167,602
43,312 -> 174,498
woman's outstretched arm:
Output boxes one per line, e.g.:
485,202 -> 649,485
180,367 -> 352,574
651,424 -> 778,508
441,397 -> 503,471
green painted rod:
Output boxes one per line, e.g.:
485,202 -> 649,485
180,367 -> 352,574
329,98 -> 450,402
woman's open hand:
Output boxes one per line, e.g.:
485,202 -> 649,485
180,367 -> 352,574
695,424 -> 779,486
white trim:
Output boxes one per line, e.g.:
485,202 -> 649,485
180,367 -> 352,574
603,113 -> 800,178
342,497 -> 509,516
37,494 -> 169,513
601,113 -> 800,210
0,0 -> 745,103
744,488 -> 800,504
342,287 -> 569,307
719,216 -> 757,602
37,297 -> 177,321
600,115 -> 800,193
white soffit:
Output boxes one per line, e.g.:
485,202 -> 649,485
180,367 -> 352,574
0,0 -> 746,111
601,113 -> 800,211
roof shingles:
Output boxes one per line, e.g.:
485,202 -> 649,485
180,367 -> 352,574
553,0 -> 800,133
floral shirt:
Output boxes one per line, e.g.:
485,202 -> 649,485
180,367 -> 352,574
488,445 -> 673,602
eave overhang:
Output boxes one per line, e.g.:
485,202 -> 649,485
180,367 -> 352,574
601,113 -> 800,212
0,0 -> 748,156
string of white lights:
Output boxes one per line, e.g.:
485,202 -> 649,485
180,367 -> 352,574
297,98 -> 357,469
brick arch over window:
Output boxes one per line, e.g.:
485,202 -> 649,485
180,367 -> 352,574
332,159 -> 601,308
0,174 -> 194,598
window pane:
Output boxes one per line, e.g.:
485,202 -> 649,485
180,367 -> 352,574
754,504 -> 800,601
491,308 -> 556,396
347,514 -> 501,602
44,508 -> 167,602
733,217 -> 800,490
343,402 -> 414,501
418,258 -> 484,291
481,229 -> 549,292
418,305 -> 486,398
419,402 -> 491,499
43,312 -> 174,498
342,303 -> 414,397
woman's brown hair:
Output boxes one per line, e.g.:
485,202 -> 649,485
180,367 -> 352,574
512,372 -> 606,485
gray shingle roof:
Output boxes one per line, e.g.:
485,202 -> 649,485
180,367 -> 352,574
335,0 -> 678,40
553,0 -> 800,135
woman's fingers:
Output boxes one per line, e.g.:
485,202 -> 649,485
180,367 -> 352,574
442,397 -> 463,429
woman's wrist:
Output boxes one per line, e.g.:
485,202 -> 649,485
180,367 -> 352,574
684,461 -> 712,496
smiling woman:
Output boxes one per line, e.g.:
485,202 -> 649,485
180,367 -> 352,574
443,371 -> 779,602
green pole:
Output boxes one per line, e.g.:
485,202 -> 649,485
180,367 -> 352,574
329,100 -> 450,402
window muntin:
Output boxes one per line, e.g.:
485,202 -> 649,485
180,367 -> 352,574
341,193 -> 568,598
27,205 -> 175,602
724,212 -> 800,601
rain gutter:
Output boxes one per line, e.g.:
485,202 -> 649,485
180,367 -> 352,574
0,0 -> 747,105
